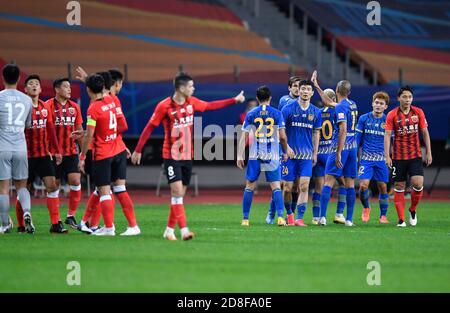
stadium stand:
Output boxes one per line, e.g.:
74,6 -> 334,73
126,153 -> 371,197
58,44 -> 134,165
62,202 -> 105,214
0,0 -> 307,85
274,0 -> 450,85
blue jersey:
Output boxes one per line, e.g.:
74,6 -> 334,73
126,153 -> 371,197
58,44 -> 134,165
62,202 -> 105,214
242,104 -> 285,160
282,102 -> 322,160
317,106 -> 335,155
356,112 -> 386,161
278,94 -> 297,111
333,98 -> 358,151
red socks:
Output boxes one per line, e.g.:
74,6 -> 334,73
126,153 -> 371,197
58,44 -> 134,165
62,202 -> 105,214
68,185 -> 81,217
46,191 -> 61,225
82,192 -> 100,223
173,204 -> 187,229
410,187 -> 423,212
99,194 -> 115,228
15,199 -> 24,227
168,205 -> 178,228
115,191 -> 137,227
394,189 -> 405,221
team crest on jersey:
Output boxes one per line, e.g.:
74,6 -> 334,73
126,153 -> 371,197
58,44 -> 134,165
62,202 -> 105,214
187,105 -> 193,114
380,122 -> 386,129
69,107 -> 75,115
411,115 -> 418,123
308,114 -> 314,121
41,109 -> 48,117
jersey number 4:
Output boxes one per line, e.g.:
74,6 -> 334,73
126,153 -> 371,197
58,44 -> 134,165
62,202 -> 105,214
109,111 -> 117,132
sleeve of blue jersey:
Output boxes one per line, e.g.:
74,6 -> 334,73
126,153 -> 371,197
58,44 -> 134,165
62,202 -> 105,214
242,111 -> 252,132
335,104 -> 346,124
277,110 -> 286,129
281,105 -> 290,124
314,108 -> 322,129
355,113 -> 365,133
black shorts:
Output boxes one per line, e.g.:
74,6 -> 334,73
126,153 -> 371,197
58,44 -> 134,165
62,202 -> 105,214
92,150 -> 127,187
163,159 -> 193,185
392,157 -> 424,182
28,156 -> 55,183
54,154 -> 80,179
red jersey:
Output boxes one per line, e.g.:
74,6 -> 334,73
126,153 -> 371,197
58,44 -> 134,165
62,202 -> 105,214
45,97 -> 83,156
87,97 -> 125,161
386,105 -> 428,160
135,96 -> 236,160
25,100 -> 53,158
109,93 -> 127,152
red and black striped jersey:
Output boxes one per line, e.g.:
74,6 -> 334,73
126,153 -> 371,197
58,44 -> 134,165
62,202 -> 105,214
45,97 -> 83,156
386,105 -> 428,160
25,100 -> 53,158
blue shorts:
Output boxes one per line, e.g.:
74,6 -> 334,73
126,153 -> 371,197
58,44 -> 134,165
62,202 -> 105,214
281,158 -> 313,181
325,149 -> 357,178
313,153 -> 330,178
246,159 -> 281,182
358,159 -> 389,183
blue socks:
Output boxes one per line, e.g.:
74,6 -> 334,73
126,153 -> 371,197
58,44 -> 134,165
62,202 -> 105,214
360,189 -> 370,209
312,192 -> 321,218
320,186 -> 332,218
296,203 -> 307,220
379,193 -> 389,217
272,189 -> 285,218
242,188 -> 253,220
346,188 -> 356,222
285,201 -> 293,215
269,197 -> 276,217
336,186 -> 346,215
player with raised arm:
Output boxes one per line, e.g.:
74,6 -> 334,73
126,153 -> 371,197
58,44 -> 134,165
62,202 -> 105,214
384,86 -> 432,227
281,80 -> 321,226
14,75 -> 67,233
312,89 -> 347,225
238,86 -> 294,226
312,71 -> 358,226
0,64 -> 33,234
45,78 -> 83,229
356,91 -> 390,224
131,73 -> 245,241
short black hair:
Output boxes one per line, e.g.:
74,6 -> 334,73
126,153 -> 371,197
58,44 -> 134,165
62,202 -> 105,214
174,72 -> 193,90
53,77 -> 70,90
109,69 -> 124,84
2,64 -> 20,85
97,71 -> 112,90
397,85 -> 413,97
256,86 -> 271,102
25,74 -> 41,86
86,74 -> 105,94
299,79 -> 314,88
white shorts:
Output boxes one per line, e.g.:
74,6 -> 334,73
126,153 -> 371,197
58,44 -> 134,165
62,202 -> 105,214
0,151 -> 28,180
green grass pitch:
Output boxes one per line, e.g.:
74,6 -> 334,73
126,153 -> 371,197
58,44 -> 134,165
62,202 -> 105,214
1,202 -> 449,292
